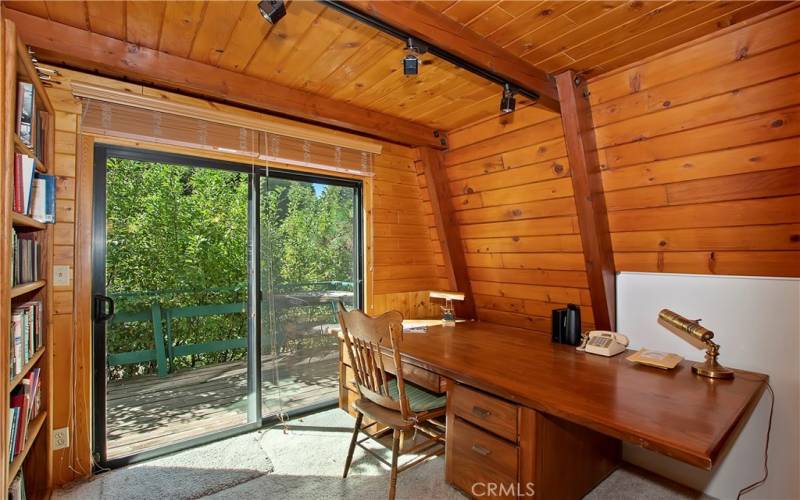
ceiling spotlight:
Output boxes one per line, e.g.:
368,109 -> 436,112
403,54 -> 418,76
258,0 -> 286,25
500,83 -> 516,114
403,37 -> 427,76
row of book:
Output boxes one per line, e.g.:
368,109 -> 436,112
17,81 -> 48,161
11,231 -> 40,287
13,152 -> 55,223
8,471 -> 26,500
10,301 -> 43,379
8,368 -> 42,464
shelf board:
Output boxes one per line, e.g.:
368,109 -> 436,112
7,411 -> 47,482
13,135 -> 47,173
10,281 -> 45,299
11,212 -> 46,230
8,349 -> 45,392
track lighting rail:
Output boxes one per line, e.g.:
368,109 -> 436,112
320,0 -> 541,104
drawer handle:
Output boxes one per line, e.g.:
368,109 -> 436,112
471,444 -> 491,456
472,406 -> 492,418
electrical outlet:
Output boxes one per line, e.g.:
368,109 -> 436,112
53,428 -> 69,450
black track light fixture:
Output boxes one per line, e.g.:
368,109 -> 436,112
258,0 -> 286,25
403,37 -> 427,76
500,83 -> 517,114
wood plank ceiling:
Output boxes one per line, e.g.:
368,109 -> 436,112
4,0 -> 785,133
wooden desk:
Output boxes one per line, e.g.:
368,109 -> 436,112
336,321 -> 767,499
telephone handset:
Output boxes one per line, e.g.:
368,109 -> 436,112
578,330 -> 629,357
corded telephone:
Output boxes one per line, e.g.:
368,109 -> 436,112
578,331 -> 630,357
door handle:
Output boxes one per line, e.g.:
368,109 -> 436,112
94,295 -> 115,322
472,406 -> 492,418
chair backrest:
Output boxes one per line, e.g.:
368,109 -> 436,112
337,303 -> 412,419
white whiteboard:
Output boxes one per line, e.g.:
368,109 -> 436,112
617,272 -> 799,500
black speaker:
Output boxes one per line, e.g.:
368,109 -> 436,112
552,304 -> 582,346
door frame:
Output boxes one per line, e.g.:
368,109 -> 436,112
90,144 -> 363,468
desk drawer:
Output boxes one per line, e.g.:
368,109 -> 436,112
450,417 -> 518,499
452,384 -> 517,442
340,343 -> 444,393
342,364 -> 358,393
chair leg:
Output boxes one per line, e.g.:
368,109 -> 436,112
343,411 -> 364,478
388,429 -> 401,500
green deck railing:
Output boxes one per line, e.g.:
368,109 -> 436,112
108,301 -> 248,377
106,282 -> 353,377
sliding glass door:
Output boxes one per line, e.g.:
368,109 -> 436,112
92,147 -> 258,466
92,146 -> 361,466
260,174 -> 361,420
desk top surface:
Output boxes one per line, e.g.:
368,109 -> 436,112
392,320 -> 767,470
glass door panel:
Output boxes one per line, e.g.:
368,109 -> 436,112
93,147 -> 253,464
260,174 -> 360,419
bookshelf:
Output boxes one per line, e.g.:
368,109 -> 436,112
1,17 -> 54,499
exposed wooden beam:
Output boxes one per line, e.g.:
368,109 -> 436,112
4,8 -> 443,148
555,70 -> 616,330
416,146 -> 476,319
341,1 -> 560,114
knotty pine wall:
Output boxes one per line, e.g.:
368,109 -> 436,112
439,106 -> 596,334
42,66 -> 444,486
437,5 -> 800,333
371,147 -> 449,317
588,5 -> 800,276
45,73 -> 83,486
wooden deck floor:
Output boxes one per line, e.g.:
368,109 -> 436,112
106,353 -> 339,459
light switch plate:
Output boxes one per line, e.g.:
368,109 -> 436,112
53,265 -> 71,286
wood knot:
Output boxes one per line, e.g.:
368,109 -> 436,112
540,9 -> 553,16
771,119 -> 784,128
658,240 -> 667,247
629,73 -> 641,93
463,187 -> 474,194
662,100 -> 671,108
511,209 -> 523,217
512,236 -> 520,242
553,163 -> 564,174
790,234 -> 800,243
749,156 -> 761,162
735,46 -> 748,61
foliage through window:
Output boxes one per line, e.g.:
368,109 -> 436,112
105,158 -> 359,379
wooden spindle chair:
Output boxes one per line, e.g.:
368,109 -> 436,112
338,304 -> 446,500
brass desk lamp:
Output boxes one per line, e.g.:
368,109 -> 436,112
658,309 -> 735,379
429,290 -> 465,327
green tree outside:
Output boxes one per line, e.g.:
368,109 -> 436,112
106,159 -> 356,378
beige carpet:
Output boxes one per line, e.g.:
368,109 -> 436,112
55,408 -> 707,500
